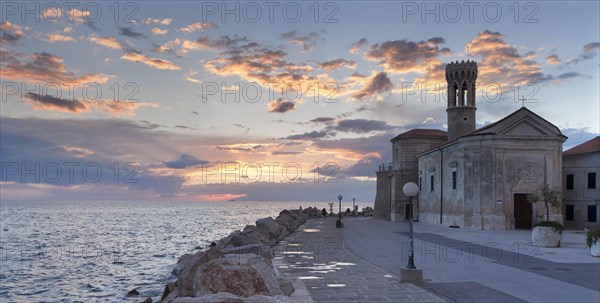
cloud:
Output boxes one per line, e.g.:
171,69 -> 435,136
280,30 -> 320,52
202,35 -> 337,100
557,72 -> 582,80
267,98 -> 296,113
89,34 -> 127,50
0,50 -> 110,84
284,130 -> 332,140
546,54 -> 560,65
179,22 -> 216,32
23,92 -> 88,113
0,21 -> 24,45
118,26 -> 146,39
45,33 -> 76,42
349,38 -> 368,54
317,58 -> 357,70
151,27 -> 168,35
568,42 -> 600,64
331,119 -> 393,133
121,52 -> 181,70
164,154 -> 204,169
144,18 -> 173,25
22,92 -> 157,116
467,30 -> 552,85
365,37 -> 450,75
310,117 -> 335,124
271,151 -> 302,155
216,144 -> 265,152
351,71 -> 393,100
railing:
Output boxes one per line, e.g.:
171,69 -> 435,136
377,162 -> 394,172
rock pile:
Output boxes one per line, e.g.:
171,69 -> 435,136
161,207 -> 323,303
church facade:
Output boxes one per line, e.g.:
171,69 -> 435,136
374,60 -> 567,230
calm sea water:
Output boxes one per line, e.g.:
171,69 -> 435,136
0,200 -> 366,302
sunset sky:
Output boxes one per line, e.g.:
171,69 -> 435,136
1,1 -> 599,202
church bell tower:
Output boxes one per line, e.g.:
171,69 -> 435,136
446,60 -> 477,141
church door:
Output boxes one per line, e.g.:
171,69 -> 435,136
514,194 -> 532,229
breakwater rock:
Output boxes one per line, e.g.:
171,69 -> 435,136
161,207 -> 323,303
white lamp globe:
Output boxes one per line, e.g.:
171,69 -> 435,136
403,182 -> 419,197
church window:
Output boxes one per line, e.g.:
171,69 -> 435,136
588,172 -> 596,189
566,174 -> 574,190
452,171 -> 457,190
430,175 -> 434,191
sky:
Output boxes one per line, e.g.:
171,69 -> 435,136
1,1 -> 599,202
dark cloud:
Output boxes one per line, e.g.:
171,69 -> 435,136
317,58 -> 357,70
349,38 -> 368,53
0,50 -> 109,84
557,72 -> 582,80
23,93 -> 88,113
268,99 -> 296,113
164,153 -> 204,169
310,117 -> 335,124
271,151 -> 302,155
0,21 -> 23,45
331,119 -> 393,134
118,26 -> 147,39
284,130 -> 332,140
352,72 -> 393,100
280,30 -> 320,51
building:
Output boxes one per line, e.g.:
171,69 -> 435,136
374,60 -> 567,230
563,136 -> 600,229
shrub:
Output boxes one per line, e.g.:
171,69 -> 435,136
586,226 -> 600,248
533,221 -> 564,233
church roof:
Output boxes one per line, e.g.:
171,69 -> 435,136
564,136 -> 600,156
465,107 -> 566,138
417,107 -> 567,157
390,129 -> 447,142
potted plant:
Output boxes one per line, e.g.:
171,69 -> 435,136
586,226 -> 600,257
528,184 -> 564,247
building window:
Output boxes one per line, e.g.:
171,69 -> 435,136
566,174 -> 574,190
419,177 -> 422,192
588,205 -> 597,222
430,175 -> 434,192
565,205 -> 574,221
452,171 -> 457,190
393,148 -> 398,161
588,172 -> 596,189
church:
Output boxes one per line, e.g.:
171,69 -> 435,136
373,60 -> 567,230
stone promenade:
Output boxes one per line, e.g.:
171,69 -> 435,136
273,216 -> 448,303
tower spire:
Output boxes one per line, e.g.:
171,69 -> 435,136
445,61 -> 478,141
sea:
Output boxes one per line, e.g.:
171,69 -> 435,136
0,200 -> 367,302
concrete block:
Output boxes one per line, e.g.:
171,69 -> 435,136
400,268 -> 423,283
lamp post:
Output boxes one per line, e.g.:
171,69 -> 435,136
402,182 -> 419,269
336,195 -> 343,228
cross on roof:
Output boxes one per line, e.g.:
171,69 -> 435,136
519,95 -> 527,108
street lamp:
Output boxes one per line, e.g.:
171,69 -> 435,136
336,194 -> 343,228
402,182 -> 419,269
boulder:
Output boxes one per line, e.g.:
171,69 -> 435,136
244,295 -> 295,303
256,217 -> 287,243
127,289 -> 140,296
161,282 -> 177,301
193,257 -> 281,297
177,246 -> 225,297
242,226 -> 275,246
219,231 -> 263,248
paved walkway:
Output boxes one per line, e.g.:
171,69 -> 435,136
274,216 -> 448,303
342,217 -> 600,303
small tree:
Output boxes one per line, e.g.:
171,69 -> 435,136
527,184 -> 563,221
